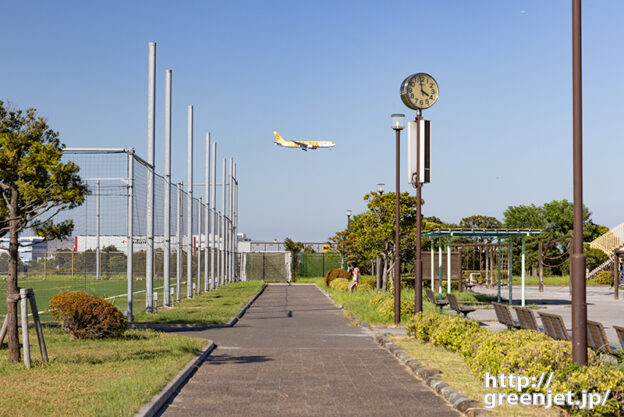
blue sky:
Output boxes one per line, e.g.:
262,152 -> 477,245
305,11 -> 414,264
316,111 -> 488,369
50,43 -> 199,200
2,1 -> 623,242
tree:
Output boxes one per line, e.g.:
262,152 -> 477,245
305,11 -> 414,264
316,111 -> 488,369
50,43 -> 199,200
0,102 -> 87,362
284,237 -> 304,277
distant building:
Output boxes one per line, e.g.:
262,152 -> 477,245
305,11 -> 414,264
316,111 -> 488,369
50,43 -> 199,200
237,240 -> 326,253
0,237 -> 47,263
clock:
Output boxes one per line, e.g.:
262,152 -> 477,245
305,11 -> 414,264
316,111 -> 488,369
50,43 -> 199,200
400,73 -> 439,110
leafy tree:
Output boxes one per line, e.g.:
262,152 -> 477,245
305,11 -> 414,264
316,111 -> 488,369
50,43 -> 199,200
284,237 -> 304,277
0,102 -> 87,362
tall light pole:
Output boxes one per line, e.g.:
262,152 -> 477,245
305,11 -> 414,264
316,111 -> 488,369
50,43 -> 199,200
346,209 -> 352,231
391,113 -> 405,325
376,183 -> 384,292
571,0 -> 587,366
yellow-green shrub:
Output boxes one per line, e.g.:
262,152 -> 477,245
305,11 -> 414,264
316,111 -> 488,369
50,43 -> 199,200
377,297 -> 414,321
359,276 -> 376,290
329,278 -> 350,291
369,292 -> 391,306
429,314 -> 486,353
550,365 -> 624,416
594,271 -> 612,286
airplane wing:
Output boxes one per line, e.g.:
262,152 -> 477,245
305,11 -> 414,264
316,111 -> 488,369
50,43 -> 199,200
292,141 -> 313,150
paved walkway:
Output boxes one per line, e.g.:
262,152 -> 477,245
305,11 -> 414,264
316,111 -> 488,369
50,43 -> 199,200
160,284 -> 459,417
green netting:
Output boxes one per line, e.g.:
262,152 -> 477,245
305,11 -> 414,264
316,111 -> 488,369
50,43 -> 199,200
299,253 -> 342,277
245,253 -> 288,282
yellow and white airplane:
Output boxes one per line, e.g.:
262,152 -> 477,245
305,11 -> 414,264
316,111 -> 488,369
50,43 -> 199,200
273,132 -> 335,151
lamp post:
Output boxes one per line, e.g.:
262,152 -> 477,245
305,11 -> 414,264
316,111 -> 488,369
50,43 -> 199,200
346,209 -> 352,231
391,113 -> 405,325
571,0 -> 587,366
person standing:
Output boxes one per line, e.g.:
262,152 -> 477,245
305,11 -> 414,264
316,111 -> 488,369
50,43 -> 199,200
348,264 -> 360,292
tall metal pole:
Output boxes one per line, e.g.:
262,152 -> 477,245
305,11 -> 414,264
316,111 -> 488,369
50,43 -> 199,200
221,158 -> 226,285
146,41 -> 156,313
126,151 -> 134,320
187,105 -> 193,299
163,69 -> 172,307
211,142 -> 217,289
197,197 -> 202,295
176,182 -> 182,303
229,158 -> 234,282
234,163 -> 238,280
571,0 -> 587,366
204,132 -> 210,292
415,114 -> 423,313
218,211 -> 223,285
96,180 -> 100,281
393,128 -> 401,325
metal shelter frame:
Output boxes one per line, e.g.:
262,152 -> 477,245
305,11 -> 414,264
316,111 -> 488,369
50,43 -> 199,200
422,228 -> 542,306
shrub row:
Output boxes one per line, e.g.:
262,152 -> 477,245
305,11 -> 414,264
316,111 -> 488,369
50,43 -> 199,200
406,312 -> 624,416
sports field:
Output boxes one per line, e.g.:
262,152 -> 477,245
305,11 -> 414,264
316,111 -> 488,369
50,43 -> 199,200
0,276 -> 190,321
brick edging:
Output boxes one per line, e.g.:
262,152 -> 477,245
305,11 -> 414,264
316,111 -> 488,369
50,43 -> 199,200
375,333 -> 490,417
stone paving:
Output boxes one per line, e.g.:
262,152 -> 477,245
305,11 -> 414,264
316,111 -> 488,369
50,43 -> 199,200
160,284 -> 460,417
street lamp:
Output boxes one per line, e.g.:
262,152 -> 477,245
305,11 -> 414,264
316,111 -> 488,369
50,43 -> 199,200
346,209 -> 352,231
391,113 -> 405,325
377,183 -> 385,194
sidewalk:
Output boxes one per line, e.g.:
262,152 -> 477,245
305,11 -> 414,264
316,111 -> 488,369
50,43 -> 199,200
159,284 -> 460,417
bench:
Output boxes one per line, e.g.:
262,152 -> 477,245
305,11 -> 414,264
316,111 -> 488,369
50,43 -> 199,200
446,293 -> 477,318
587,320 -> 615,354
492,302 -> 520,329
512,306 -> 540,331
537,312 -> 570,341
614,325 -> 624,351
425,288 -> 448,313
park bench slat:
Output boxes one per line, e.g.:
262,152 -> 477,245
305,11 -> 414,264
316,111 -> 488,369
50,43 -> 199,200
512,306 -> 540,331
425,288 -> 448,313
446,293 -> 477,318
492,302 -> 520,329
614,325 -> 624,351
537,312 -> 570,341
586,320 -> 614,353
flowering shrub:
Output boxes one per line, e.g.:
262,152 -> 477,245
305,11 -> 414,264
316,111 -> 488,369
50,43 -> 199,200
48,292 -> 127,339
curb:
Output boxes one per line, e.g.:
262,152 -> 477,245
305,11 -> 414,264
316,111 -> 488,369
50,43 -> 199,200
134,341 -> 217,417
128,283 -> 268,331
133,283 -> 268,416
375,333 -> 490,417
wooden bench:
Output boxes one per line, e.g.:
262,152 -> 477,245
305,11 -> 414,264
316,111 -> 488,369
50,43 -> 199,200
492,302 -> 520,329
537,312 -> 570,341
425,288 -> 448,313
587,320 -> 615,354
614,325 -> 624,351
446,293 -> 477,318
512,306 -> 540,331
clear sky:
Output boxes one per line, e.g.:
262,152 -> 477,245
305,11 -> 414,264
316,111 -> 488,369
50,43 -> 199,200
2,1 -> 623,242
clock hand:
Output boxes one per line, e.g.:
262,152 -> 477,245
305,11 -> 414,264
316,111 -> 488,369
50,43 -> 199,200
420,88 -> 430,97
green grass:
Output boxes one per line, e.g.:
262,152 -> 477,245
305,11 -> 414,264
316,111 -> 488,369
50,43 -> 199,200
509,274 -> 611,286
297,277 -> 495,324
133,281 -> 264,324
0,327 -> 207,417
390,335 -> 562,417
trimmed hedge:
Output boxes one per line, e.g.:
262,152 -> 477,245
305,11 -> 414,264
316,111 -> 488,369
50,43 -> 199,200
406,312 -> 624,415
324,268 -> 351,286
329,278 -> 350,291
48,292 -> 127,339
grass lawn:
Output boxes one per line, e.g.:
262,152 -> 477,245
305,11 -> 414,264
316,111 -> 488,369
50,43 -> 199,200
295,277 -> 495,324
0,327 -> 207,417
511,274 -> 609,287
390,335 -> 563,417
132,281 -> 265,324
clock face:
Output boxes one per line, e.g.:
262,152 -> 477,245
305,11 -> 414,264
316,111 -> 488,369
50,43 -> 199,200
400,73 -> 439,110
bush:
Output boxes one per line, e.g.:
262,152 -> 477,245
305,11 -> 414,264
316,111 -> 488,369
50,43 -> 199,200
48,292 -> 127,339
377,297 -> 414,321
329,278 -> 350,291
324,268 -> 351,286
594,270 -> 612,286
369,292 -> 392,306
358,276 -> 376,291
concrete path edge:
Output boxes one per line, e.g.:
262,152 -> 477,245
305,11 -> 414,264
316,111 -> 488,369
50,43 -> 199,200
133,282 -> 268,416
134,341 -> 217,417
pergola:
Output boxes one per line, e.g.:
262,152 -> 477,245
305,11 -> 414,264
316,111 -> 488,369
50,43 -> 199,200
422,228 -> 542,305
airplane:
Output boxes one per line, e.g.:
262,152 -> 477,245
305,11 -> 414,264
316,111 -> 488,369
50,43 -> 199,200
273,132 -> 335,151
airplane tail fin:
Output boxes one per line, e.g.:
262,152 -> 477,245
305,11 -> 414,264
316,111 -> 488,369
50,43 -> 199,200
273,131 -> 285,143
